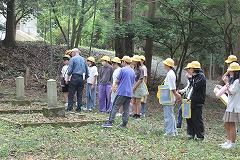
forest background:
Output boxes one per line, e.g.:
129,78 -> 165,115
1,0 -> 240,87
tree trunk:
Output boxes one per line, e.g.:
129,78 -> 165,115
51,1 -> 68,44
70,18 -> 76,48
122,0 -> 133,56
144,0 -> 156,85
70,0 -> 78,48
3,0 -> 16,47
114,0 -> 123,58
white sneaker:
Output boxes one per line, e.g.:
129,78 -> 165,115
221,143 -> 237,149
65,103 -> 68,107
164,133 -> 176,137
219,140 -> 230,146
116,113 -> 122,117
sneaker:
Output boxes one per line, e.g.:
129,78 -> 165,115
219,140 -> 231,146
88,109 -> 92,111
82,107 -> 88,111
221,143 -> 237,149
187,135 -> 195,140
65,108 -> 73,112
64,103 -> 68,107
176,123 -> 181,128
164,133 -> 176,137
195,137 -> 204,141
75,108 -> 81,112
116,113 -> 122,117
102,122 -> 113,128
117,123 -> 127,129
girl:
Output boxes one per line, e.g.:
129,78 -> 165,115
61,54 -> 71,107
220,62 -> 240,149
140,55 -> 148,117
131,55 -> 144,119
86,57 -> 98,111
162,58 -> 181,136
98,56 -> 114,112
111,57 -> 122,116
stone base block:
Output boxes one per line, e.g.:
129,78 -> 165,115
11,100 -> 32,106
42,107 -> 65,117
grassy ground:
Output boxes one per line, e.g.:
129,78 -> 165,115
0,93 -> 240,160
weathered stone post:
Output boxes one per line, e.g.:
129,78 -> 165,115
47,79 -> 58,108
43,79 -> 65,117
16,76 -> 25,99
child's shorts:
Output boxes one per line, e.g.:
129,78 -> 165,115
62,84 -> 69,92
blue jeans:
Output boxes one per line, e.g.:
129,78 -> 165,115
141,102 -> 146,115
177,105 -> 182,126
86,83 -> 96,110
163,105 -> 177,135
67,75 -> 84,111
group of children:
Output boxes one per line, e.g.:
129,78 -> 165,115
61,51 -> 148,119
61,49 -> 240,149
162,55 -> 240,150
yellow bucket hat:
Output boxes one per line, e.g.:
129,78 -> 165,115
63,54 -> 71,60
184,63 -> 192,69
227,62 -> 240,71
190,61 -> 201,69
121,56 -> 132,63
225,55 -> 237,63
112,57 -> 121,64
139,55 -> 146,61
131,55 -> 141,62
163,58 -> 174,67
100,56 -> 111,62
87,56 -> 95,63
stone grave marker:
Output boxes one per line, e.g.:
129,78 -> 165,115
16,76 -> 25,99
43,79 -> 65,117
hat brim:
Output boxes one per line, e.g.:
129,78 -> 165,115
163,61 -> 174,67
131,58 -> 140,62
227,68 -> 240,71
225,60 -> 233,63
100,58 -> 109,61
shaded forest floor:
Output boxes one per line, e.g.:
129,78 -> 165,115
0,42 -> 238,159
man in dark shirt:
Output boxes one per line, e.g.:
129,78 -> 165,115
66,48 -> 89,112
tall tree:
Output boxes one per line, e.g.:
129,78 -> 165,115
3,0 -> 15,47
122,0 -> 134,56
114,0 -> 123,58
1,0 -> 39,47
144,0 -> 156,85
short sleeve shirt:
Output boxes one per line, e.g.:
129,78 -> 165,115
141,65 -> 147,77
116,66 -> 135,97
87,66 -> 98,84
134,67 -> 144,82
164,69 -> 176,103
112,67 -> 121,84
61,65 -> 68,81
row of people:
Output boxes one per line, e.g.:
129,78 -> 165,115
61,48 -> 239,149
61,49 -> 148,118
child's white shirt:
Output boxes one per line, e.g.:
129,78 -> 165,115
61,65 -> 69,81
227,79 -> 240,113
164,69 -> 176,104
87,66 -> 98,84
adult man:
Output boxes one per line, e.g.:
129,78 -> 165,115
102,56 -> 135,128
66,48 -> 89,112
